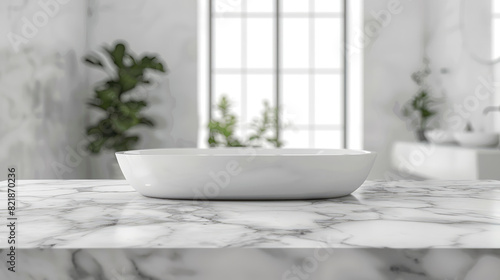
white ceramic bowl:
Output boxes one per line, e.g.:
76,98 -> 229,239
116,149 -> 376,200
453,132 -> 499,148
425,130 -> 456,145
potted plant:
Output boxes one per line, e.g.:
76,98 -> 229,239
401,60 -> 438,142
83,41 -> 166,177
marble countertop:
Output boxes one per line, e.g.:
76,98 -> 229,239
1,180 -> 499,249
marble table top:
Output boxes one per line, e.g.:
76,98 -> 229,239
1,180 -> 499,249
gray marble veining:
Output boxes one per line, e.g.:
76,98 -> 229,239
1,180 -> 499,249
2,249 -> 500,280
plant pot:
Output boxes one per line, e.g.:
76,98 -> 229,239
415,129 -> 428,142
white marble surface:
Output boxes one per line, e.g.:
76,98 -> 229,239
1,180 -> 500,249
2,249 -> 500,280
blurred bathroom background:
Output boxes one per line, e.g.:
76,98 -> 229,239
1,0 -> 499,180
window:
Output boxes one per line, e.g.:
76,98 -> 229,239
202,0 -> 350,148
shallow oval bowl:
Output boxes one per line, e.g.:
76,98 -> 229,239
116,148 -> 376,200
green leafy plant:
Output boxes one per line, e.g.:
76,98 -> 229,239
402,91 -> 437,131
84,41 -> 166,153
208,95 -> 284,148
401,59 -> 439,141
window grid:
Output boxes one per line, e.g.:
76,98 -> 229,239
213,12 -> 344,18
214,68 -> 343,74
210,0 -> 346,148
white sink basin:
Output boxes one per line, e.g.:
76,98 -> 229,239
453,132 -> 499,148
116,148 -> 376,200
425,130 -> 456,145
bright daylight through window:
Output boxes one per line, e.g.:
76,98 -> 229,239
209,0 -> 346,148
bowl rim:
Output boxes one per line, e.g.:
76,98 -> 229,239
116,148 -> 376,157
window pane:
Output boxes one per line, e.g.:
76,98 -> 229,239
314,18 -> 342,69
314,130 -> 342,148
213,74 -> 244,141
247,18 -> 274,69
315,74 -> 342,125
494,0 -> 500,14
282,18 -> 309,68
283,129 -> 310,148
214,74 -> 242,116
314,0 -> 342,13
281,0 -> 309,13
247,0 -> 274,13
214,18 -> 242,68
246,74 -> 275,124
214,0 -> 243,13
210,1 -> 347,149
282,74 -> 309,125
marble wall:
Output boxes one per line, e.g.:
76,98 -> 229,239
425,0 -> 493,132
363,0 -> 494,179
0,0 -> 89,180
0,0 -> 198,180
363,0 -> 427,179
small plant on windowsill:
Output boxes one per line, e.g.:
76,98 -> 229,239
208,95 -> 285,148
400,59 -> 439,142
84,41 -> 167,154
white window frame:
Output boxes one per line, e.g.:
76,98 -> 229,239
197,0 -> 363,149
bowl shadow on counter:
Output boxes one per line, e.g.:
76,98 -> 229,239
134,192 -> 363,204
